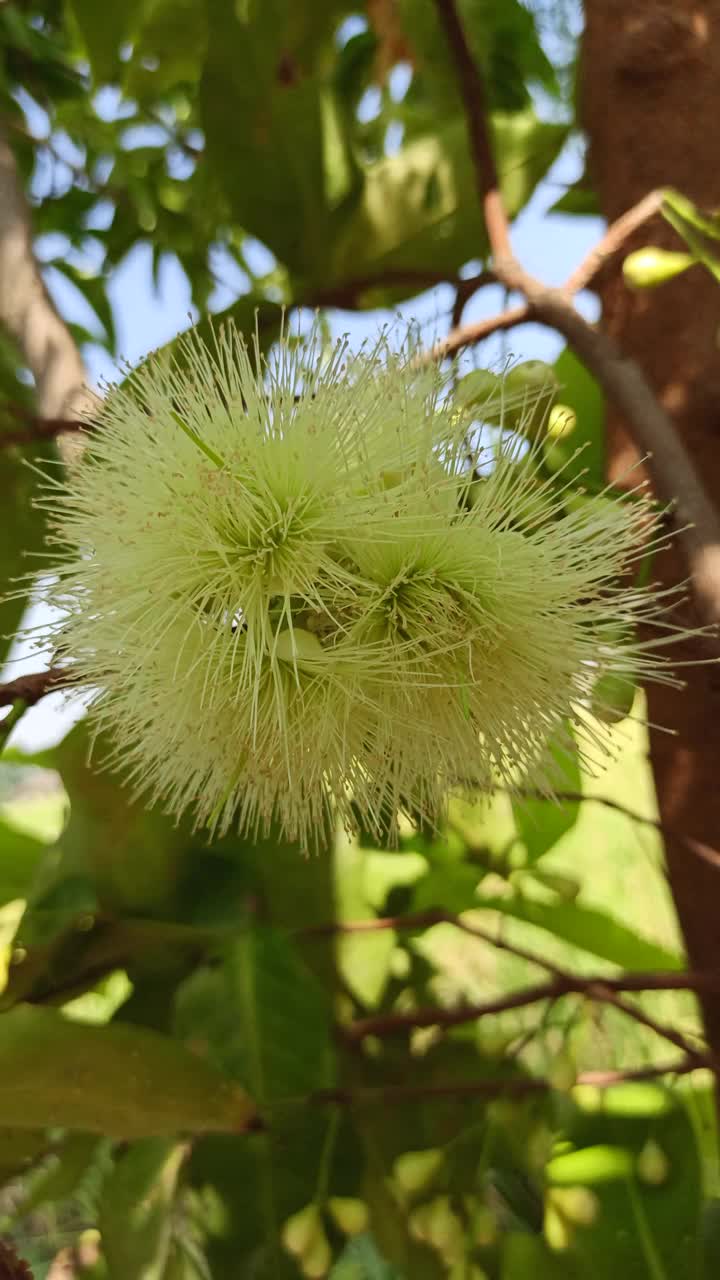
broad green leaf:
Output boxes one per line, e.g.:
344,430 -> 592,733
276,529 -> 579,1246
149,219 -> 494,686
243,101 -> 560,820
100,1138 -> 187,1280
68,0 -> 146,83
502,1231 -> 579,1279
399,0 -> 560,115
330,1234 -> 400,1279
548,348 -> 605,489
702,1200 -> 720,1278
0,441 -> 53,668
179,925 -> 347,1279
52,721 -> 188,915
478,896 -> 684,971
328,113 -> 569,285
226,924 -> 333,1101
0,1129 -> 49,1190
662,194 -> 720,285
200,0 -> 329,276
663,189 -> 720,242
512,732 -> 582,865
0,1004 -> 254,1136
123,0 -> 208,98
546,1084 -> 703,1279
9,1132 -> 104,1221
334,836 -> 396,1008
0,812 -> 48,907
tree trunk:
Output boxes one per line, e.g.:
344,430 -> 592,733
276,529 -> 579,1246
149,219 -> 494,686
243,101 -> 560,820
581,1 -> 720,1049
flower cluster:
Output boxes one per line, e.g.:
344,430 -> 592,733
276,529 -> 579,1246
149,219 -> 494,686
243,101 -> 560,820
43,325 -> 677,849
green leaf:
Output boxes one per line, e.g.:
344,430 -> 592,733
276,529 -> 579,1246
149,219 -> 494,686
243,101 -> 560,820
701,1200 -> 720,1278
51,721 -> 189,916
328,112 -> 569,285
663,189 -> 720,242
330,1234 -> 400,1279
100,1139 -> 187,1280
0,1129 -> 49,1190
549,181 -> 600,218
502,1231 -> 579,1279
546,1085 -> 703,1280
10,1132 -> 103,1220
226,924 -> 334,1101
0,1004 -> 254,1136
334,836 -> 396,1008
548,348 -> 605,489
0,441 -> 53,668
123,0 -> 208,98
512,732 -> 582,865
68,0 -> 146,83
0,811 -> 49,907
478,897 -> 684,971
200,0 -> 329,276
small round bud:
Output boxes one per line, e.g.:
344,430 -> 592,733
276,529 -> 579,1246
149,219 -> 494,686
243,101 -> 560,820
326,1196 -> 369,1236
281,1203 -> 322,1258
623,247 -> 695,290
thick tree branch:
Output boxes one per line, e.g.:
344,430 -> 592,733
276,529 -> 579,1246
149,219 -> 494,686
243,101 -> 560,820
0,667 -> 71,710
433,0 -> 720,631
0,126 -> 95,422
0,405 -> 85,448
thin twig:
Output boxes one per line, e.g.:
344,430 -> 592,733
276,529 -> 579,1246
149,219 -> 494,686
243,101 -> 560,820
304,905 -> 711,1058
514,788 -> 720,870
432,192 -> 668,361
565,189 -> 666,295
303,906 -> 567,976
299,1054 -> 708,1109
426,303 -> 531,363
432,0 -> 720,631
345,965 -> 718,1046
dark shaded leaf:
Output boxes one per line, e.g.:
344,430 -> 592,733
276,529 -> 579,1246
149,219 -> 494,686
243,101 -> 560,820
0,1004 -> 254,1137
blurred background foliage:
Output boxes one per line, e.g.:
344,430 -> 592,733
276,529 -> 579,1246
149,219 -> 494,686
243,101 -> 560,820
0,1 -> 717,1277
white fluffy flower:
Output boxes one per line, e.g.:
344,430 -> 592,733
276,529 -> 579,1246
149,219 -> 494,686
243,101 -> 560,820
41,324 -> 680,849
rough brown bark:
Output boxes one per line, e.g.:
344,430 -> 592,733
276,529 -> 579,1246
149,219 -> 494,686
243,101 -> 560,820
0,128 -> 94,421
582,1 -> 720,1047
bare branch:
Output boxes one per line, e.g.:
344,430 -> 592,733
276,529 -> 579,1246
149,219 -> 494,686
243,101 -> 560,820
0,404 -> 86,449
303,902 -> 712,1062
300,1055 -> 708,1109
522,788 -> 720,871
432,0 -> 720,631
0,667 -> 71,709
427,303 -> 531,363
345,967 -> 717,1045
565,189 -> 666,295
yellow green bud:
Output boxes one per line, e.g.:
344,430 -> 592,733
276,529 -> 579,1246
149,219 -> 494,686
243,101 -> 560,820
392,1148 -> 444,1196
636,1139 -> 670,1186
281,1203 -> 322,1258
326,1196 -> 369,1236
622,247 -> 695,290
